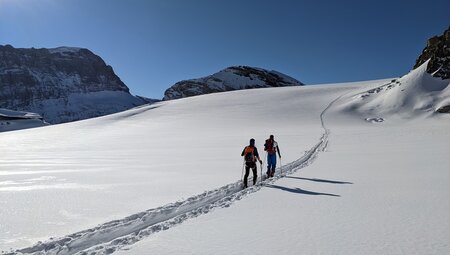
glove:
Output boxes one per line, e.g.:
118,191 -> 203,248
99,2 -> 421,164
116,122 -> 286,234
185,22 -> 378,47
259,160 -> 263,164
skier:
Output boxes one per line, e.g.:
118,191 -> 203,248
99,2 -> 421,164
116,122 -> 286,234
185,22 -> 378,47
241,138 -> 263,188
264,135 -> 281,178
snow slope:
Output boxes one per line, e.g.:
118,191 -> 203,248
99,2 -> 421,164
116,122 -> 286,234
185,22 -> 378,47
0,81 -> 357,253
120,118 -> 449,255
27,91 -> 147,124
335,60 -> 450,121
1,62 -> 449,254
115,63 -> 450,255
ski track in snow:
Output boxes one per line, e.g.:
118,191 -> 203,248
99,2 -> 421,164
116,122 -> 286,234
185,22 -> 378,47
6,93 -> 344,255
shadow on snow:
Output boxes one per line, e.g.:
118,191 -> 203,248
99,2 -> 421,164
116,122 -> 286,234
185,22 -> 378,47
285,176 -> 353,185
264,184 -> 340,197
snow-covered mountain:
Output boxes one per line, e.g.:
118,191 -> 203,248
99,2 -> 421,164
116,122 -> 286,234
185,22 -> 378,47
335,60 -> 450,121
0,45 -> 147,124
0,108 -> 48,132
335,26 -> 450,119
163,66 -> 303,100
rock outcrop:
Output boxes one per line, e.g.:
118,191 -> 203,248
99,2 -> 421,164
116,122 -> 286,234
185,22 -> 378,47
414,26 -> 450,79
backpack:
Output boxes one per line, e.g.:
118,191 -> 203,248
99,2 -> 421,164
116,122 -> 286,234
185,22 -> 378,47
265,139 -> 275,154
244,146 -> 255,162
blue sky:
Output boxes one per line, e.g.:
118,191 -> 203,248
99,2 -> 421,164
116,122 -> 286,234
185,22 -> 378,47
0,0 -> 448,98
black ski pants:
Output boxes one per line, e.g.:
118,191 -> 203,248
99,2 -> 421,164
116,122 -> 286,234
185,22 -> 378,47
244,161 -> 258,187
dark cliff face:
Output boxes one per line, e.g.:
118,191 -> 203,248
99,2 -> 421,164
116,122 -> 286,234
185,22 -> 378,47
414,26 -> 450,79
163,65 -> 303,100
0,45 -> 129,106
0,45 -> 144,123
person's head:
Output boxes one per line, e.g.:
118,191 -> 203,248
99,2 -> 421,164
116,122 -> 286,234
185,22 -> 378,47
249,138 -> 255,146
270,135 -> 274,140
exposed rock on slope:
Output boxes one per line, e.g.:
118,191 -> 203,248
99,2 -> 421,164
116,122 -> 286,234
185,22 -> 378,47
0,45 -> 146,124
163,66 -> 303,100
414,26 -> 450,79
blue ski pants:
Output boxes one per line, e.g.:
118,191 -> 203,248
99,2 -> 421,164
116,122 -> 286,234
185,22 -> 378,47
267,154 -> 277,172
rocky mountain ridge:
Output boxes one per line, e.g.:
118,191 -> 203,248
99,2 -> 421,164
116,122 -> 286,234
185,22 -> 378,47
163,66 -> 303,100
0,45 -> 146,124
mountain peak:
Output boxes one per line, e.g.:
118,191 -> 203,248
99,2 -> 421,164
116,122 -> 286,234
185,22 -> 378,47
163,66 -> 303,100
0,45 -> 146,124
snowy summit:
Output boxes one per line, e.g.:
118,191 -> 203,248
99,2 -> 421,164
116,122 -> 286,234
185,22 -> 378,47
163,66 -> 303,100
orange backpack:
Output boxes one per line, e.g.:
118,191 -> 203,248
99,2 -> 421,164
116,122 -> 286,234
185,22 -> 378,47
244,146 -> 255,162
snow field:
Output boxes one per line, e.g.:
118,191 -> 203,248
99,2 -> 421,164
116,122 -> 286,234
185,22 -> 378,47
1,82 -> 365,252
2,61 -> 449,254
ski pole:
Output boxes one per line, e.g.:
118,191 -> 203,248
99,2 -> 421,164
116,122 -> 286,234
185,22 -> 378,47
279,155 -> 282,175
241,160 -> 245,182
263,152 -> 267,180
260,161 -> 263,184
